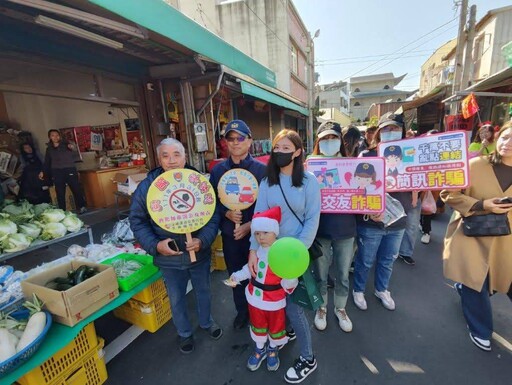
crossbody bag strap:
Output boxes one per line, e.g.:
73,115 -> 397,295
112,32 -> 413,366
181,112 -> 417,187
277,180 -> 304,227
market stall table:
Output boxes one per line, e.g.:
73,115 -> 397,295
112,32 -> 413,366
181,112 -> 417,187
0,226 -> 94,263
3,271 -> 162,385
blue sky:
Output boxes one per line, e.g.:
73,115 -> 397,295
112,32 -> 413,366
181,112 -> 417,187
293,0 -> 512,90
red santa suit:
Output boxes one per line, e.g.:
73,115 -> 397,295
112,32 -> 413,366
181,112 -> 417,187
231,207 -> 297,347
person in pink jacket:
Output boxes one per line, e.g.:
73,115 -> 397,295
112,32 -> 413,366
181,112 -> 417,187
229,206 -> 298,372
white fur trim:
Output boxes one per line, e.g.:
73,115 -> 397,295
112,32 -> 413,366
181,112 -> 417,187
251,217 -> 279,236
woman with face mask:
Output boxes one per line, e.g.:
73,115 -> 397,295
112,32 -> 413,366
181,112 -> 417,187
247,129 -> 321,384
353,112 -> 414,312
307,121 -> 357,333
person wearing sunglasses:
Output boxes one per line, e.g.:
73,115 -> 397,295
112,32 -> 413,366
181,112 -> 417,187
210,120 -> 267,330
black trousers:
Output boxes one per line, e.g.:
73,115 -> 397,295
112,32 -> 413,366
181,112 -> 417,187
52,167 -> 85,210
221,233 -> 250,316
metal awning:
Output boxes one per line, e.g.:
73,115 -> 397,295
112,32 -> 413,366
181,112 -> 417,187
466,66 -> 512,92
239,80 -> 309,116
89,0 -> 277,88
402,85 -> 448,110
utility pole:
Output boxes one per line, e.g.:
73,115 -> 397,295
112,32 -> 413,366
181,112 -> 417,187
452,0 -> 468,95
307,29 -> 320,154
461,5 -> 477,89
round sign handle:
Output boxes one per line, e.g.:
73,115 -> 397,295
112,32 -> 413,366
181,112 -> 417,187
235,209 -> 241,229
186,232 -> 197,262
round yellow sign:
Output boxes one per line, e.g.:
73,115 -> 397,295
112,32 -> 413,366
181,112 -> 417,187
146,169 -> 216,234
217,169 -> 259,211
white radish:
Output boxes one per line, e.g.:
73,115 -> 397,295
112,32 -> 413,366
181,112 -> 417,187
16,312 -> 46,352
0,328 -> 17,362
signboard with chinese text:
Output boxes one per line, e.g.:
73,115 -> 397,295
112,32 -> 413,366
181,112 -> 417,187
217,169 -> 259,211
305,157 -> 385,214
377,131 -> 469,192
147,169 -> 216,234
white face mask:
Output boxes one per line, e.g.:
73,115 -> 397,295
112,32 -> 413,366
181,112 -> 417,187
380,131 -> 402,143
319,139 -> 341,156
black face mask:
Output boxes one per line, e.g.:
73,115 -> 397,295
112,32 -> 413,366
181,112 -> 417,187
272,151 -> 294,168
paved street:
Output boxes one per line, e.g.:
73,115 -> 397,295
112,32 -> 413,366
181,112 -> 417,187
98,210 -> 511,385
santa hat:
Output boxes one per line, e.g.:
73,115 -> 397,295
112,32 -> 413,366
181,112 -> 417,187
251,206 -> 281,236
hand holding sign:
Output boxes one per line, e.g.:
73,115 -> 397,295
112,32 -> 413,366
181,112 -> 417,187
147,169 -> 216,262
218,169 -> 259,230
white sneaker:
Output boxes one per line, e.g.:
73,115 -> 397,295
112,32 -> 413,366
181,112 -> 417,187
421,233 -> 430,244
314,307 -> 327,331
374,290 -> 396,311
335,308 -> 353,332
352,291 -> 367,310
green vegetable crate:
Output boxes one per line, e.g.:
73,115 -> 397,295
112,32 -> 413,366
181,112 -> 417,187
101,253 -> 158,291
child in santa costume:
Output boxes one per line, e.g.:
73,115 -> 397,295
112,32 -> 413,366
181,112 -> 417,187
230,206 -> 298,372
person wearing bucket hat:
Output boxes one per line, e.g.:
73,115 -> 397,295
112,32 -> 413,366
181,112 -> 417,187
308,123 -> 357,334
210,119 -> 266,330
229,206 -> 298,372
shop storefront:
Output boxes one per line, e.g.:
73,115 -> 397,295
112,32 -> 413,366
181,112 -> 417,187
0,0 -> 309,209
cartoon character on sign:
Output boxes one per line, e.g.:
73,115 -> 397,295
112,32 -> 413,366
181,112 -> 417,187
344,162 -> 381,194
239,186 -> 255,203
225,176 -> 240,195
314,170 -> 327,188
150,200 -> 163,212
383,145 -> 403,188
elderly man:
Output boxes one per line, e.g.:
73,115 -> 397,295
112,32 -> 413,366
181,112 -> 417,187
130,138 -> 222,354
209,120 -> 266,329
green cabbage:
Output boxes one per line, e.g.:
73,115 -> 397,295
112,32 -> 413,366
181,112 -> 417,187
0,219 -> 17,240
1,200 -> 34,224
40,209 -> 66,223
40,222 -> 67,240
61,213 -> 83,233
1,233 -> 32,252
33,203 -> 54,217
19,223 -> 42,239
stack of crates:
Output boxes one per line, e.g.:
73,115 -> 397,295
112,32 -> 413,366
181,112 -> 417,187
16,323 -> 107,385
113,278 -> 172,333
211,234 -> 227,271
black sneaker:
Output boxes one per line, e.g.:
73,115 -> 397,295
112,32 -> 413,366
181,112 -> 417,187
233,312 -> 249,330
179,336 -> 194,354
399,255 -> 416,265
206,322 -> 223,340
284,356 -> 317,383
286,328 -> 296,341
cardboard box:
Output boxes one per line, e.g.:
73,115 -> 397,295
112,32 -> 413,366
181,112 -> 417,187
21,260 -> 119,326
114,172 -> 147,195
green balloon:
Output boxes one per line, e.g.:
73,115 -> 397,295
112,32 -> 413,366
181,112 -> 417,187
268,237 -> 309,279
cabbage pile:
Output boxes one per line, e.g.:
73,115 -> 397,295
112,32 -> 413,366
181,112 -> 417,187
0,201 -> 84,253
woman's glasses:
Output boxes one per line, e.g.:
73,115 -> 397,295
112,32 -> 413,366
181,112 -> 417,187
225,136 -> 246,143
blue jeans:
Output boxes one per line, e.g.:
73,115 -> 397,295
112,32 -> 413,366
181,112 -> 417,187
161,258 -> 214,338
286,295 -> 313,360
313,237 -> 355,309
399,202 -> 421,257
353,225 -> 405,293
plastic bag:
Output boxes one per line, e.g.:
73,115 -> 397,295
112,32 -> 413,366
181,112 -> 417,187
382,193 -> 407,227
421,191 -> 437,215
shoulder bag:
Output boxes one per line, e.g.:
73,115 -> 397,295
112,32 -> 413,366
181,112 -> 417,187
277,181 -> 323,260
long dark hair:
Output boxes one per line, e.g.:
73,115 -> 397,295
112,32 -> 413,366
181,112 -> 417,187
489,121 -> 512,165
472,124 -> 495,144
266,129 -> 304,187
343,125 -> 362,157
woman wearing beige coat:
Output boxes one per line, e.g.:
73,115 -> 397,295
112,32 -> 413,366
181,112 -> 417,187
441,122 -> 512,352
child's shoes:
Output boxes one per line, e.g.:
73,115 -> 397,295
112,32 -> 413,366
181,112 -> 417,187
247,346 -> 267,371
266,346 -> 280,371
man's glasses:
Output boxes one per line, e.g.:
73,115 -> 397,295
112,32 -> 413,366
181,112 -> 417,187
225,136 -> 246,143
